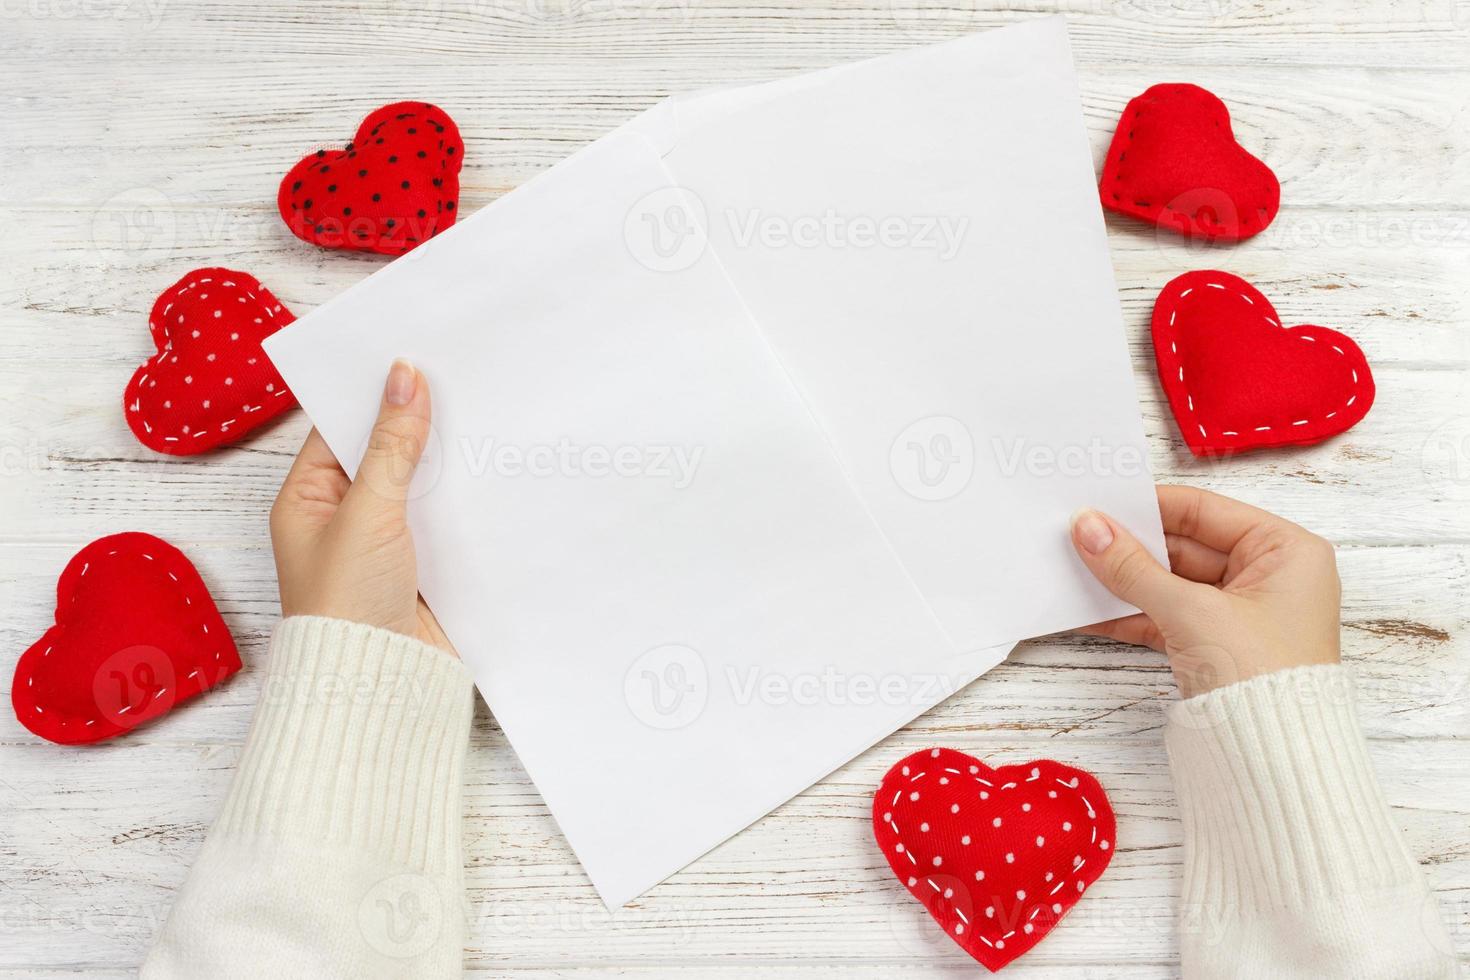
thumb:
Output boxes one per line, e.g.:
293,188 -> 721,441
1070,508 -> 1190,619
349,358 -> 431,512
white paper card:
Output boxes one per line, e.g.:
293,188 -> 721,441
266,128 -> 1003,906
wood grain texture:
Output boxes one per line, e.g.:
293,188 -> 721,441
2,0 -> 1468,973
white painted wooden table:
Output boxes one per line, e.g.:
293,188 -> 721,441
3,1 -> 1468,975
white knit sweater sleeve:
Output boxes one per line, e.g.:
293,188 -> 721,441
1164,664 -> 1458,979
141,616 -> 476,979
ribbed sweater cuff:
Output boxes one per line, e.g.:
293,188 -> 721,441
1164,664 -> 1421,910
214,616 -> 474,875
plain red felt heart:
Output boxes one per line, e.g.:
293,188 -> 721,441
1152,271 -> 1375,456
873,748 -> 1115,972
278,101 -> 463,255
1100,83 -> 1279,242
11,533 -> 241,745
124,268 -> 297,455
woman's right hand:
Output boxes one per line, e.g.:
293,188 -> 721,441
270,358 -> 454,653
1069,485 -> 1341,698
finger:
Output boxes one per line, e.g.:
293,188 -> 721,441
415,596 -> 459,658
1070,508 -> 1199,618
348,358 -> 432,512
1077,613 -> 1165,653
1165,532 -> 1229,585
271,428 -> 349,550
282,428 -> 346,495
1156,485 -> 1280,553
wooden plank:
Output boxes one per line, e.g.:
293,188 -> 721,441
1,539 -> 1464,743
5,204 -> 1469,366
4,363 -> 1468,548
0,967 -> 1183,979
2,65 -> 1468,206
4,0 -> 1470,69
1,735 -> 1464,969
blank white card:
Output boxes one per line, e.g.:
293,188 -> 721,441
265,17 -> 1163,906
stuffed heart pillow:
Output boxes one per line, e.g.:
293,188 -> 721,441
1101,83 -> 1279,242
125,268 -> 297,455
874,748 -> 1116,972
278,101 -> 464,255
11,533 -> 241,745
1152,270 -> 1375,456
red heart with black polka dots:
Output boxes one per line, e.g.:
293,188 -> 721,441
278,101 -> 463,255
124,268 -> 296,455
11,532 -> 241,745
873,748 -> 1116,972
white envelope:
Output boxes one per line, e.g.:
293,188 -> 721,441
265,15 -> 1163,907
634,17 -> 1162,647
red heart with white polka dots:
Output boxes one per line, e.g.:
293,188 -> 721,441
124,268 -> 297,455
873,748 -> 1116,972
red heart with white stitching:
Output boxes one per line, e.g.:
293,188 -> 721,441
1100,83 -> 1279,242
1152,270 -> 1375,457
278,101 -> 463,255
11,532 -> 241,745
124,268 -> 297,455
873,748 -> 1115,972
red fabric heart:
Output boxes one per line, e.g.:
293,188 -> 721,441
1152,270 -> 1375,456
1100,83 -> 1279,242
873,748 -> 1115,972
278,101 -> 464,255
124,268 -> 297,455
11,533 -> 241,745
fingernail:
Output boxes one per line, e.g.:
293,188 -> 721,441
1072,509 -> 1114,555
385,358 -> 416,406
